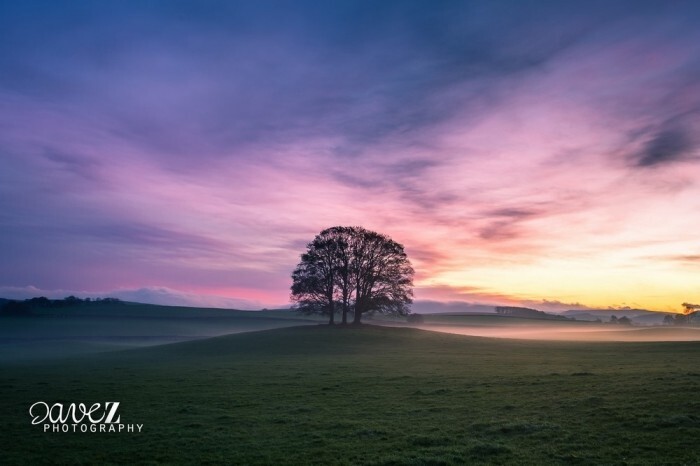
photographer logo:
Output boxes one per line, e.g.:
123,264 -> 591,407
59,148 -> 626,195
29,401 -> 143,433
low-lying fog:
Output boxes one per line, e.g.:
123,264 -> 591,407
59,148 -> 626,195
404,323 -> 700,342
0,314 -> 312,362
4,312 -> 698,363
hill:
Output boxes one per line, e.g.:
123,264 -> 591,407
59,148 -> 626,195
2,325 -> 700,464
563,308 -> 670,324
410,301 -> 497,314
0,296 -> 301,318
0,301 -> 315,361
409,312 -> 586,326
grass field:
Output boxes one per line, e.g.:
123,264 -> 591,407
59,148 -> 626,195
2,324 -> 700,465
0,304 -> 316,362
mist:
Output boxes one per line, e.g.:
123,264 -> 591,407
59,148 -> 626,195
405,323 -> 700,342
0,312 -> 312,362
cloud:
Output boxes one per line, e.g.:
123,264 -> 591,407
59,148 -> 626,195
521,299 -> 591,313
0,0 -> 606,173
80,223 -> 231,258
43,149 -> 104,182
475,208 -> 541,241
486,208 -> 535,218
415,284 -> 535,306
2,1 -> 700,311
478,220 -> 522,241
414,283 -> 595,313
410,298 -> 591,315
650,254 -> 700,267
634,127 -> 696,167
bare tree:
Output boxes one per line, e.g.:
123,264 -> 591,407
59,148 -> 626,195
291,226 -> 414,325
290,231 -> 342,324
350,229 -> 413,324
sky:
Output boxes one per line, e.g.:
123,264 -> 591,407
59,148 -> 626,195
1,0 -> 699,312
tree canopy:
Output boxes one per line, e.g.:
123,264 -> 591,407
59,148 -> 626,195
290,226 -> 414,324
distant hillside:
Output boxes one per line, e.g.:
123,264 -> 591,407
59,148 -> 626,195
410,301 -> 496,314
0,298 -> 314,361
496,306 -> 570,320
0,296 -> 300,319
410,313 -> 589,328
413,303 -> 568,322
563,308 -> 670,325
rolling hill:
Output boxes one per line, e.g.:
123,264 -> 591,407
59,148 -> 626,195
563,308 -> 671,324
2,325 -> 700,464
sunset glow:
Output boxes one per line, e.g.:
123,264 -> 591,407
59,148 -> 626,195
1,1 -> 699,311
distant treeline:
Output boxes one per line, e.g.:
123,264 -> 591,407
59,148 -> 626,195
0,296 -> 124,316
495,306 -> 571,320
663,312 -> 700,326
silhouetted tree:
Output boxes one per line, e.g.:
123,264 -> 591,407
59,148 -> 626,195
349,228 -> 413,324
682,302 -> 700,313
26,297 -> 51,307
663,314 -> 674,325
291,226 -> 414,325
674,313 -> 689,326
617,316 -> 632,326
332,227 -> 355,324
101,297 -> 123,304
291,231 -> 341,324
0,301 -> 32,316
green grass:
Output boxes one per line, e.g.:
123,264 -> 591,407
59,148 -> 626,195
2,325 -> 700,464
0,306 -> 315,361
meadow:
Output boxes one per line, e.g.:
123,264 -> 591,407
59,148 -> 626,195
0,303 -> 316,362
2,322 -> 700,465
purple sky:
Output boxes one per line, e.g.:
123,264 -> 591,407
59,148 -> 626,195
1,1 -> 700,311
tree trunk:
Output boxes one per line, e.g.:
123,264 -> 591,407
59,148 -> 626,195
328,301 -> 335,325
353,307 -> 362,325
354,284 -> 362,324
341,292 -> 349,324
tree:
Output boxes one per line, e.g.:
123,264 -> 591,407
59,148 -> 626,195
617,316 -> 632,326
0,300 -> 32,316
674,313 -> 689,326
290,230 -> 342,324
349,228 -> 413,324
26,297 -> 51,308
333,227 -> 355,325
290,226 -> 414,325
682,302 -> 700,313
